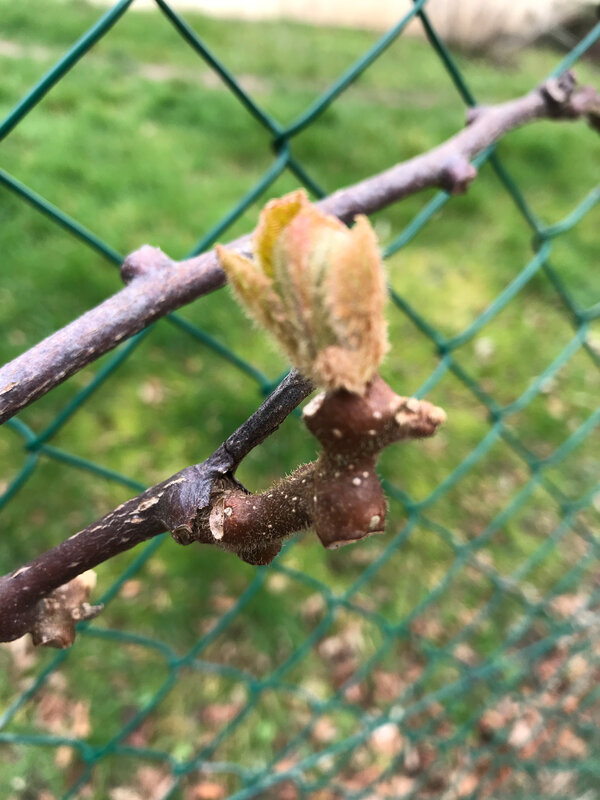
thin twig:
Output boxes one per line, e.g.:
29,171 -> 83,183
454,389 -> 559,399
0,72 -> 597,424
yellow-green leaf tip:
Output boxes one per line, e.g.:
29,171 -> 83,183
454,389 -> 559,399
216,191 -> 388,394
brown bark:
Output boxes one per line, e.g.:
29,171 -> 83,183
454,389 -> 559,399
1,73 -> 598,424
1,72 -> 597,646
0,375 -> 445,645
0,369 -> 313,643
202,377 -> 446,554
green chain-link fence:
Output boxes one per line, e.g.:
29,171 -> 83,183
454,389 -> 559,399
1,1 -> 599,798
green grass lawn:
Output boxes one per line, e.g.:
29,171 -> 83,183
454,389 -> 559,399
0,2 -> 599,798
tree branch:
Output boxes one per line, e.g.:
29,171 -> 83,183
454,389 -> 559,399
0,71 -> 596,647
1,72 -> 597,424
0,374 -> 445,646
0,369 -> 313,643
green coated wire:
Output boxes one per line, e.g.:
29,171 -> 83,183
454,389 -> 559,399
276,0 -> 429,143
154,0 -> 282,137
185,147 -> 291,257
263,419 -> 597,778
442,240 -> 552,351
0,169 -> 123,265
226,621 -> 590,799
0,0 -> 135,142
535,185 -> 600,243
0,1 -> 598,797
0,451 -> 38,511
29,330 -> 153,448
550,20 -> 600,77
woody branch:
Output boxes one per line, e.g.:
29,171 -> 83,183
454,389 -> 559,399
0,369 -> 313,644
0,72 -> 598,424
0,374 -> 444,645
0,71 -> 597,648
0,181 -> 450,647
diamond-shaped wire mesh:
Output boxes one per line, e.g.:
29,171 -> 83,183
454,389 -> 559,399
1,1 -> 599,798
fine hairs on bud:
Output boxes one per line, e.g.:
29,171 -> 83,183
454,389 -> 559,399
216,190 -> 388,395
215,190 -> 445,554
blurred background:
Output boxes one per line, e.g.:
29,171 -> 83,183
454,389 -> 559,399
94,0 -> 600,45
0,1 -> 599,798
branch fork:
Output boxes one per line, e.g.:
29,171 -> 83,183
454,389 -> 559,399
0,373 -> 444,646
202,375 -> 445,559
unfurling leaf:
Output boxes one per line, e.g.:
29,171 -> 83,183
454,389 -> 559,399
217,190 -> 388,394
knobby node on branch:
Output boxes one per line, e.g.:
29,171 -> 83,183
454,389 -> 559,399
1,71 -> 599,426
0,71 -> 598,647
214,190 -> 445,555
